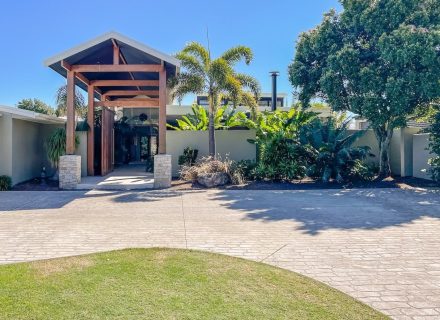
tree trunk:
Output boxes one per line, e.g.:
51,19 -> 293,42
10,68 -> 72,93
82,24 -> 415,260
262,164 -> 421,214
208,94 -> 216,158
374,125 -> 393,178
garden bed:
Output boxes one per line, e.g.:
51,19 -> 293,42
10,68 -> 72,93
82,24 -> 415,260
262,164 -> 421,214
171,176 -> 438,191
12,178 -> 59,191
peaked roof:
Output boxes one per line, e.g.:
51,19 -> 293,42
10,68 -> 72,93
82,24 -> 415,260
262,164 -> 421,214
44,32 -> 180,95
44,31 -> 180,68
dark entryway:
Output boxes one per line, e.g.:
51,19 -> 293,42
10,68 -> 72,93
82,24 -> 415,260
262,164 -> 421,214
114,107 -> 159,172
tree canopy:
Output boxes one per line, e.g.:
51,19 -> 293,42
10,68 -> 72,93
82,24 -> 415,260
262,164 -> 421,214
289,0 -> 440,176
16,98 -> 55,115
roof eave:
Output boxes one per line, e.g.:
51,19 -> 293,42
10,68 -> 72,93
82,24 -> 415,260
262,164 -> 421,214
44,31 -> 181,68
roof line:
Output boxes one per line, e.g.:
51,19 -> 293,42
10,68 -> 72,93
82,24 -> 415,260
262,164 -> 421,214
44,31 -> 181,68
0,105 -> 66,124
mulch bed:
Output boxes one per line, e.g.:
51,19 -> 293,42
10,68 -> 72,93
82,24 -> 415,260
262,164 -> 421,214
12,178 -> 60,191
170,176 -> 439,191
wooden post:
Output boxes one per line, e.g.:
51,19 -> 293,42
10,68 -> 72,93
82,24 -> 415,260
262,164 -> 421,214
87,85 -> 95,175
158,68 -> 167,154
66,71 -> 76,155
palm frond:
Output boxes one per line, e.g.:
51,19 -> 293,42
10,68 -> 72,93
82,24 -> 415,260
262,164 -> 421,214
181,42 -> 210,66
175,52 -> 205,76
209,58 -> 233,85
220,46 -> 253,65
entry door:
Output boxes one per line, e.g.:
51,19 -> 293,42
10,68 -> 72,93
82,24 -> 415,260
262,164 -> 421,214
101,107 -> 115,176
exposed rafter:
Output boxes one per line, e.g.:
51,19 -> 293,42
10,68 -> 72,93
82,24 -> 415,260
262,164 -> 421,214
61,60 -> 102,95
91,80 -> 159,87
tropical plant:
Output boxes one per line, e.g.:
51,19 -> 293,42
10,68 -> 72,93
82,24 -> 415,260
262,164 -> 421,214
178,147 -> 199,166
46,128 -> 79,179
239,108 -> 317,181
241,108 -> 317,142
255,132 -> 312,181
0,175 -> 12,191
170,42 -> 261,157
303,118 -> 374,183
289,0 -> 440,177
16,98 -> 55,115
167,104 -> 246,131
55,85 -> 87,118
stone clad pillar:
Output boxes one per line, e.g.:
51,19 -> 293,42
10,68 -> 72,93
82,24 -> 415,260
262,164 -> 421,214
59,155 -> 81,189
154,154 -> 172,189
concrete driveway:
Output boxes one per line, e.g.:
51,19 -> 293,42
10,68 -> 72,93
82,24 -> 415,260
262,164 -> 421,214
0,188 -> 439,320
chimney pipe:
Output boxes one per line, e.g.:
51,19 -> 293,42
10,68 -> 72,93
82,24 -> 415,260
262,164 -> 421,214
270,71 -> 279,111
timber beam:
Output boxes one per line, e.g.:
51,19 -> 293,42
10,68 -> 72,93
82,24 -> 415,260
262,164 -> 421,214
91,80 -> 159,87
102,90 -> 159,98
70,64 -> 163,73
94,99 -> 159,107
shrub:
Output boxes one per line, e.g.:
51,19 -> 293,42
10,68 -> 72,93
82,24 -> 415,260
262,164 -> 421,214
180,156 -> 245,185
255,132 -> 311,181
178,147 -> 199,167
0,176 -> 12,191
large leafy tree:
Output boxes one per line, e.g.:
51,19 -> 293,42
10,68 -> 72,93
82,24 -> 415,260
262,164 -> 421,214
16,98 -> 55,115
170,42 -> 261,157
289,0 -> 440,176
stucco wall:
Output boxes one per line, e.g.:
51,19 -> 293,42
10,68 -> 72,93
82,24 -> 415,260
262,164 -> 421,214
348,128 -> 421,176
10,119 -> 62,185
400,128 -> 420,177
349,130 -> 380,164
166,130 -> 256,177
0,113 -> 13,178
0,114 -> 63,185
412,134 -> 432,180
11,119 -> 42,184
75,131 -> 88,177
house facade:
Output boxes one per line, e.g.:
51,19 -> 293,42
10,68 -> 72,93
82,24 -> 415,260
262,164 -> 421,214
0,105 -> 64,185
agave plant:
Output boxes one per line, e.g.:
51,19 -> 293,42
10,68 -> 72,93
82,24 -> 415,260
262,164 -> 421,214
167,104 -> 246,131
303,118 -> 373,183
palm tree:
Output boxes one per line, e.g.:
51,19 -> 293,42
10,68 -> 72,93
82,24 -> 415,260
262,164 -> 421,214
55,85 -> 87,118
170,42 -> 260,157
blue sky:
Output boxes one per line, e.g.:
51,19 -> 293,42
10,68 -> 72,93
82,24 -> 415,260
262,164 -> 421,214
0,0 -> 340,107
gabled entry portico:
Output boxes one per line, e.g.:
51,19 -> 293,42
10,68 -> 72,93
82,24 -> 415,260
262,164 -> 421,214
45,32 -> 180,189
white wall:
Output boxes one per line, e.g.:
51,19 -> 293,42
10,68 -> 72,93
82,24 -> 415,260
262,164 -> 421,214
166,130 -> 256,177
413,134 -> 432,180
0,113 -> 13,179
75,131 -> 88,177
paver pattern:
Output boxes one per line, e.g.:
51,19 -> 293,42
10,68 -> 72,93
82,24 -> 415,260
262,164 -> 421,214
0,188 -> 439,320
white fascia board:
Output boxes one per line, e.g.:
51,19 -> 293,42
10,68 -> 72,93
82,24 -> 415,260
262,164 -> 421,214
44,31 -> 180,68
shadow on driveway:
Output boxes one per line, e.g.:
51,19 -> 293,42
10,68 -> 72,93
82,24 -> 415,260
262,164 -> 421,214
212,188 -> 440,235
0,189 -> 196,212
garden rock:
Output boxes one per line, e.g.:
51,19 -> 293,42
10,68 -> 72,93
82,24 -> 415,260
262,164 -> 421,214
197,172 -> 229,188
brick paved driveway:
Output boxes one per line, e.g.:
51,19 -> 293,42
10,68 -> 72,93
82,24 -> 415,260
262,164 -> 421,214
0,188 -> 439,319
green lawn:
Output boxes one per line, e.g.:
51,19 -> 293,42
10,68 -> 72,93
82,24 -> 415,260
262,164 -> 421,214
0,248 -> 388,320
